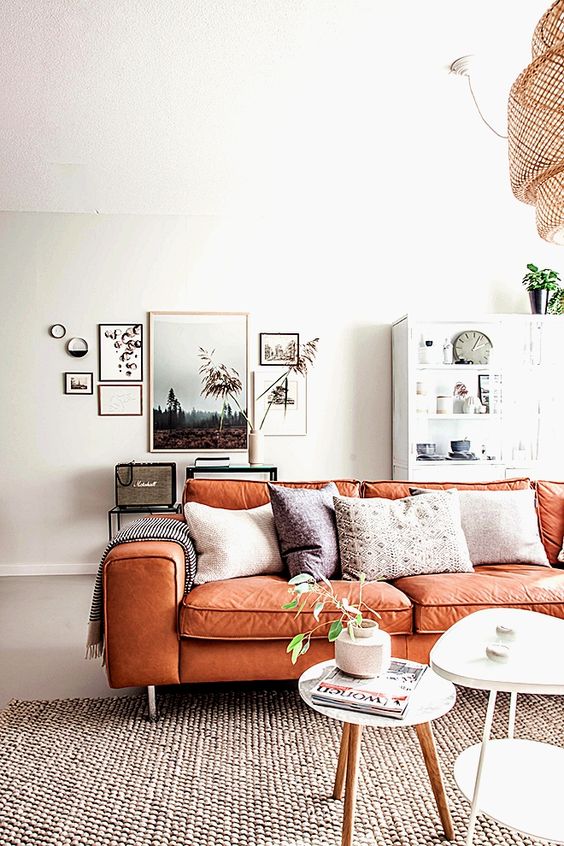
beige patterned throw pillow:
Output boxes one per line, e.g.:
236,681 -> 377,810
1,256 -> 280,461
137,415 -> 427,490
334,490 -> 473,581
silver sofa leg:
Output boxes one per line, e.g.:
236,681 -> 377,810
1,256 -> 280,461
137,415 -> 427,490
147,685 -> 158,722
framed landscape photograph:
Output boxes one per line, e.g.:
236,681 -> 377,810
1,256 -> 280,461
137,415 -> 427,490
64,372 -> 93,395
98,384 -> 143,416
150,312 -> 249,452
259,333 -> 299,366
98,323 -> 143,381
253,368 -> 307,436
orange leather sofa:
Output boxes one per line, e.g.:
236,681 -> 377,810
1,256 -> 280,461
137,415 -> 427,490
103,477 -> 564,691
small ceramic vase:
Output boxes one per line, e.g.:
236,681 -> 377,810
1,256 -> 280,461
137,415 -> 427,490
462,395 -> 480,414
248,430 -> 265,465
335,620 -> 391,678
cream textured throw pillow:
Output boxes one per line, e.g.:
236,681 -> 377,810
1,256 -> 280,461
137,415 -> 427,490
184,502 -> 284,584
334,490 -> 473,581
410,488 -> 549,566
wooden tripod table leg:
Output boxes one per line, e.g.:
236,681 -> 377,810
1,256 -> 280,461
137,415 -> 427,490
415,721 -> 454,841
333,723 -> 351,800
342,724 -> 362,846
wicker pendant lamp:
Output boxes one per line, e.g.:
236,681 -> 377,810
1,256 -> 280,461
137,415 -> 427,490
508,0 -> 564,244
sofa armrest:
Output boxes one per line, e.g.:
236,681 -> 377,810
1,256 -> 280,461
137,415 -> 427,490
104,540 -> 186,688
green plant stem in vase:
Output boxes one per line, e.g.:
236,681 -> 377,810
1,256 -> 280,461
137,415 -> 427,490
283,572 -> 381,664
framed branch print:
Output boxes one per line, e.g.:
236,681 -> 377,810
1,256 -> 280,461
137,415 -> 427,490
98,384 -> 143,416
150,312 -> 249,452
98,323 -> 143,381
253,368 -> 307,436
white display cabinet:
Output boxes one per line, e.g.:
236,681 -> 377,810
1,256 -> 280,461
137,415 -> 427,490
392,315 -> 564,482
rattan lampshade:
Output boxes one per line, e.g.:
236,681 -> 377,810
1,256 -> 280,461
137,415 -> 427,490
508,1 -> 564,244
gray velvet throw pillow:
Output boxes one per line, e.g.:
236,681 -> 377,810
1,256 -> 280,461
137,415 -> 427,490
268,482 -> 340,580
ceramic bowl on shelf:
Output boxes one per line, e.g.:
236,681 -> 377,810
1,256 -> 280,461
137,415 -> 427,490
451,439 -> 471,453
416,443 -> 436,455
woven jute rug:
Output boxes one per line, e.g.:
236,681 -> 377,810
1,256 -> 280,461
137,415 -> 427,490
1,686 -> 562,846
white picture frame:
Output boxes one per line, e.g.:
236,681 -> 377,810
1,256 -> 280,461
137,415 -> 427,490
98,384 -> 143,416
253,368 -> 307,436
98,323 -> 143,382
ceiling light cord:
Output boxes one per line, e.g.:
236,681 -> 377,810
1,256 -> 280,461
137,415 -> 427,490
466,76 -> 508,140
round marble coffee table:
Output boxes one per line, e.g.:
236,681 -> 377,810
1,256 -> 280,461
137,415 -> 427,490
299,659 -> 456,846
430,608 -> 564,846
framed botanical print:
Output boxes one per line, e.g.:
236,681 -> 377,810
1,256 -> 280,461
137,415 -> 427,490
98,323 -> 143,381
98,384 -> 143,416
253,368 -> 307,436
150,312 -> 249,452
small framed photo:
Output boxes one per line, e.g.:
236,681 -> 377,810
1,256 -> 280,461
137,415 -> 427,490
98,384 -> 143,416
259,333 -> 299,366
98,323 -> 143,381
478,373 -> 490,412
64,372 -> 93,394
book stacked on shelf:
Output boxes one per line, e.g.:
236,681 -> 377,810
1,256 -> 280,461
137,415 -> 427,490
311,659 -> 427,719
193,456 -> 231,467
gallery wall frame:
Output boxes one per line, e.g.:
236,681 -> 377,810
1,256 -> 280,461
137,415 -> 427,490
149,311 -> 249,453
253,367 -> 307,436
98,384 -> 143,416
98,323 -> 144,381
259,332 -> 299,366
64,372 -> 93,395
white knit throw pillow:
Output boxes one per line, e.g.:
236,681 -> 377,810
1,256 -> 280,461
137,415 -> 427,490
185,501 -> 284,584
334,489 -> 473,581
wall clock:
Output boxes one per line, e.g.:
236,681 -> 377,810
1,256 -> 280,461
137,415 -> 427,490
452,330 -> 493,365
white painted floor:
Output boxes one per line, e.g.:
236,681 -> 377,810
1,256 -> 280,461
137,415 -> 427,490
0,575 -> 140,709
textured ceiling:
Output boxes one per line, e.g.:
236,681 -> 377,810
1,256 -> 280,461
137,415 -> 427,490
0,0 -> 549,214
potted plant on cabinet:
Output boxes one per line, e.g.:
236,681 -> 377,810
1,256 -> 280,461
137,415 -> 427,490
522,263 -> 562,314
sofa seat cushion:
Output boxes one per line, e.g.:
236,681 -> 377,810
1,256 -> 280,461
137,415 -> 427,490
393,565 -> 564,634
180,575 -> 413,640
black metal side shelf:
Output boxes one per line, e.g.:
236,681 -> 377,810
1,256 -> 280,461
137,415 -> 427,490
108,504 -> 182,541
185,465 -> 278,481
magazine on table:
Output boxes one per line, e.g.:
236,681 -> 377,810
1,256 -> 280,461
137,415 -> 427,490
311,659 -> 427,719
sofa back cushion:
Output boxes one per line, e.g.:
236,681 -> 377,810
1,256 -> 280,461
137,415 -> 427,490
536,480 -> 564,564
361,477 -> 532,500
183,478 -> 360,509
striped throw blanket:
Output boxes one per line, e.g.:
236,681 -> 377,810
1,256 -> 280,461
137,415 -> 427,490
86,516 -> 197,661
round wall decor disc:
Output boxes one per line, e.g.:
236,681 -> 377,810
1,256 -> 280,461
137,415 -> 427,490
66,337 -> 89,357
49,324 -> 66,339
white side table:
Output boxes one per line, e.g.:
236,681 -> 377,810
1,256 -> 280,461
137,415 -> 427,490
431,608 -> 564,846
299,659 -> 456,846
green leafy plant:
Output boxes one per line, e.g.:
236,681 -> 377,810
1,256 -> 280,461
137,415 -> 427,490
548,288 -> 564,315
282,572 -> 380,664
256,337 -> 319,431
522,263 -> 561,292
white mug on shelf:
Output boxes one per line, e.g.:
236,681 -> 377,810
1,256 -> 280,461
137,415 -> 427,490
436,395 -> 453,414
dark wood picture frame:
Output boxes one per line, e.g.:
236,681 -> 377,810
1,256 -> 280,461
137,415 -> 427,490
98,323 -> 144,382
64,372 -> 93,394
259,332 -> 299,366
478,373 -> 490,412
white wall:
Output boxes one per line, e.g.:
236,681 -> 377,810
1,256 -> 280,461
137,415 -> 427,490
1,0 -> 562,569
